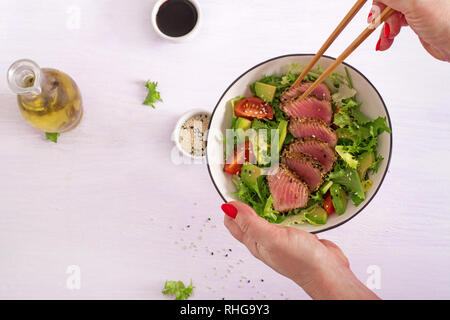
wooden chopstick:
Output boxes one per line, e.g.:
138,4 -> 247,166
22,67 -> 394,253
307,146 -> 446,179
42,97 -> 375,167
296,6 -> 395,102
291,0 -> 368,89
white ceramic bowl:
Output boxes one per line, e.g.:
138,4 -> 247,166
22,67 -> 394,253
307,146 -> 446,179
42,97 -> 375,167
172,108 -> 211,160
206,54 -> 392,234
151,0 -> 202,42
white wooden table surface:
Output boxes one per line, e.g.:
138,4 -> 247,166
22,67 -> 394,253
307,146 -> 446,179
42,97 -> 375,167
0,0 -> 449,300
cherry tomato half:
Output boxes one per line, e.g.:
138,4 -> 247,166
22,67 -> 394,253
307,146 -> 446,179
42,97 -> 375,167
234,97 -> 274,121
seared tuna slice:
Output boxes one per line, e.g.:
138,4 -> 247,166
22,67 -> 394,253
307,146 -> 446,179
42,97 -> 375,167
281,97 -> 332,124
286,138 -> 337,173
267,164 -> 310,212
282,150 -> 325,191
281,82 -> 331,102
288,117 -> 337,147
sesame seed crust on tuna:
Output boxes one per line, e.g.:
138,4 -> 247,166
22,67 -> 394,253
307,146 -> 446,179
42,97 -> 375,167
288,117 -> 338,147
282,150 -> 325,174
280,96 -> 332,124
281,150 -> 326,191
285,137 -> 337,172
277,163 -> 308,186
280,82 -> 331,103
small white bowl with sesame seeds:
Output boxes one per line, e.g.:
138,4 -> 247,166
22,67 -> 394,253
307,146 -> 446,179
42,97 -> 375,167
172,109 -> 211,160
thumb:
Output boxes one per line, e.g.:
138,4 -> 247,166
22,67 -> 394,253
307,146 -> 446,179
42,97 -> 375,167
223,201 -> 277,253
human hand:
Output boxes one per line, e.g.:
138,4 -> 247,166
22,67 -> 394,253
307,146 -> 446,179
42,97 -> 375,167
222,201 -> 379,300
369,0 -> 450,61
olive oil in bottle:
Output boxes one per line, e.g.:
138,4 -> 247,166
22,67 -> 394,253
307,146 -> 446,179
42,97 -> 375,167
7,59 -> 83,133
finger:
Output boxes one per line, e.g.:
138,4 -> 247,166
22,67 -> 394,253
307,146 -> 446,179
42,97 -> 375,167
374,0 -> 413,14
319,239 -> 350,268
376,25 -> 395,51
368,2 -> 386,24
223,206 -> 261,259
228,201 -> 276,247
384,12 -> 403,40
224,215 -> 244,243
223,202 -> 273,259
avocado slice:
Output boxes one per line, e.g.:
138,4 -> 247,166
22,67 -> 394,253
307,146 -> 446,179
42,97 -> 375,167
280,214 -> 306,226
248,131 -> 270,166
234,117 -> 252,131
363,179 -> 373,192
303,205 -> 328,226
241,163 -> 262,195
281,204 -> 328,226
254,82 -> 277,102
230,96 -> 245,109
229,96 -> 245,128
277,120 -> 288,152
330,184 -> 348,216
255,137 -> 270,166
357,151 -> 375,179
320,181 -> 333,194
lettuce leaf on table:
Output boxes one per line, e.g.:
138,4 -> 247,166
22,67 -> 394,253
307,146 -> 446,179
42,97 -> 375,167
162,280 -> 194,300
143,80 -> 162,108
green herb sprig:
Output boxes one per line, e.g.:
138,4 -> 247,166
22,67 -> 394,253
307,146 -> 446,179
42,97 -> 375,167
143,80 -> 162,108
162,280 -> 194,300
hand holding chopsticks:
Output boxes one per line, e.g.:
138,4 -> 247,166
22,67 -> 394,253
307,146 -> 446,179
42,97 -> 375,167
289,1 -> 394,101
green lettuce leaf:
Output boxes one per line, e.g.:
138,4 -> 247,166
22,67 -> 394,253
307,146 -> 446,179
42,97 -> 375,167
162,280 -> 194,300
333,97 -> 390,171
45,132 -> 60,143
335,145 -> 359,169
143,80 -> 162,108
328,166 -> 365,200
262,195 -> 280,222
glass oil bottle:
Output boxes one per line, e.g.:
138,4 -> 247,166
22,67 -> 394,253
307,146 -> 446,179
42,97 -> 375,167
7,59 -> 83,133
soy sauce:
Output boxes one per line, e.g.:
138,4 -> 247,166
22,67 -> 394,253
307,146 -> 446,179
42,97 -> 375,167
156,0 -> 198,37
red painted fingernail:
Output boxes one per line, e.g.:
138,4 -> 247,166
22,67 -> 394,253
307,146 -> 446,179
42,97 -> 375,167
367,12 -> 373,23
376,39 -> 381,51
221,203 -> 238,219
384,23 -> 390,38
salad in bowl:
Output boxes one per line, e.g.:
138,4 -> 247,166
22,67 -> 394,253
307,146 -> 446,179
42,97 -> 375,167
206,54 -> 392,233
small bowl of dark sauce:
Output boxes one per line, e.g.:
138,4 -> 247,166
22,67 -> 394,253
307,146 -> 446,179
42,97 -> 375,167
152,0 -> 201,42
